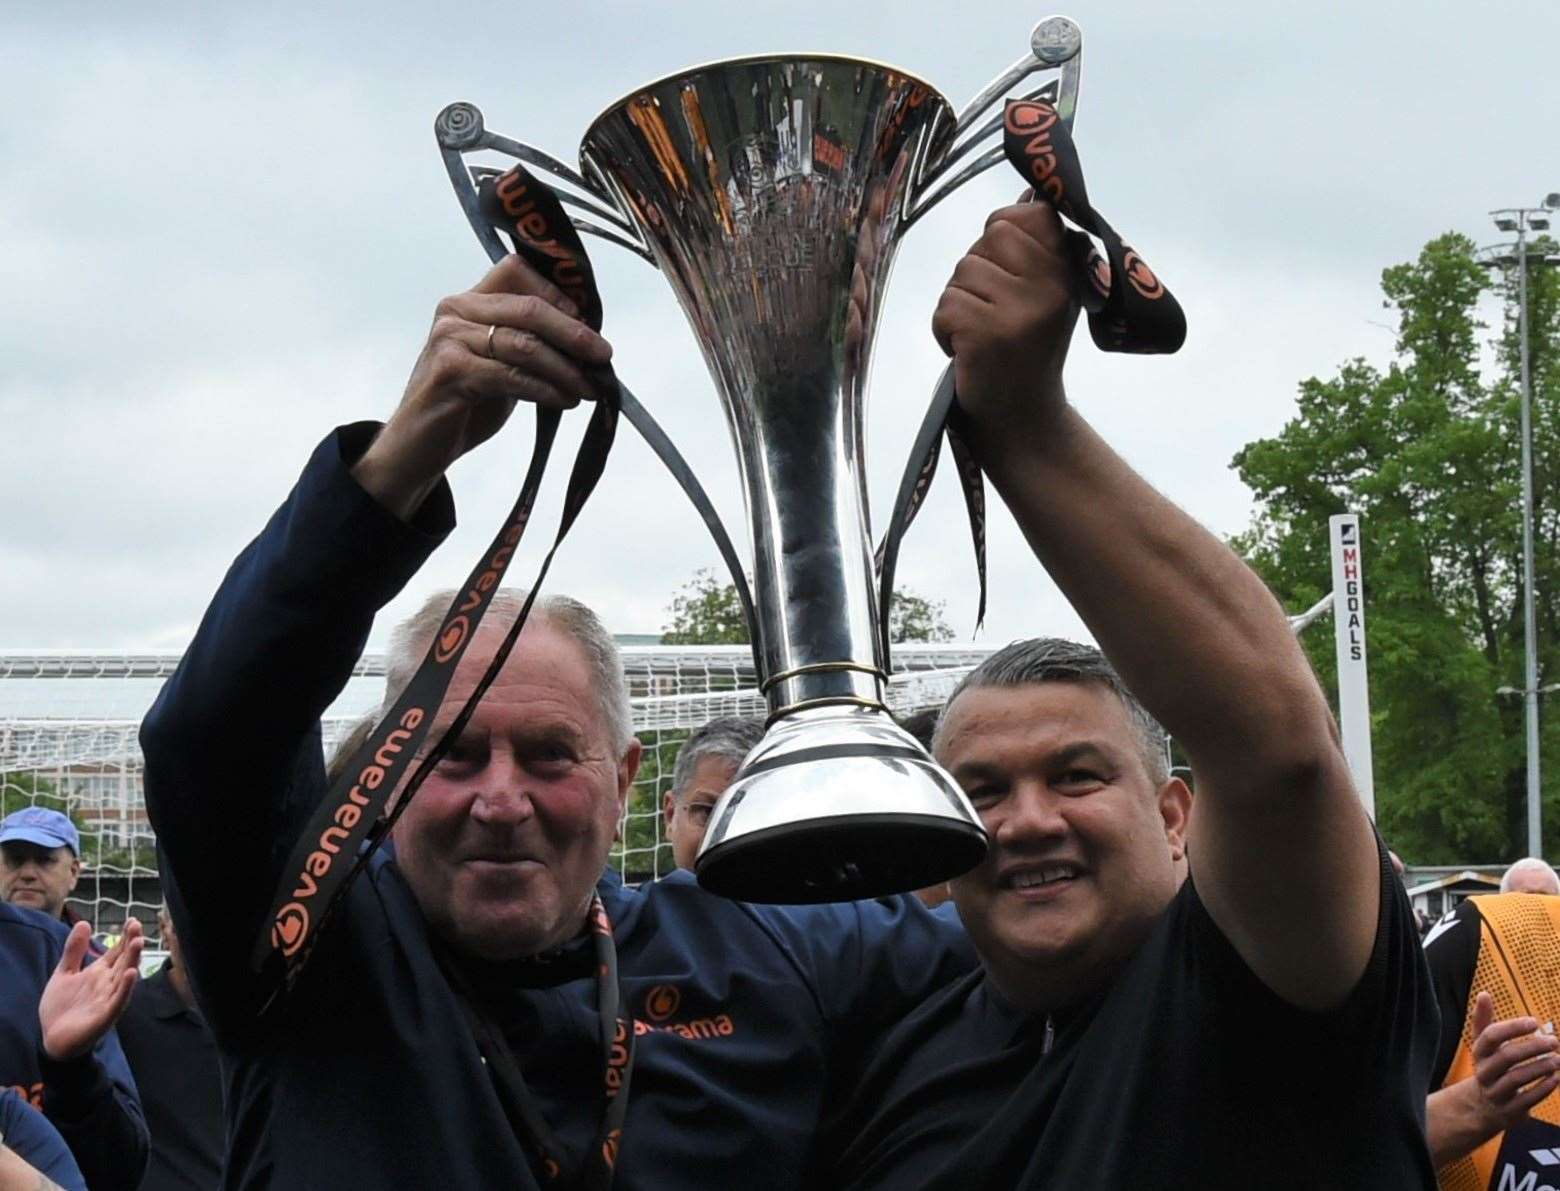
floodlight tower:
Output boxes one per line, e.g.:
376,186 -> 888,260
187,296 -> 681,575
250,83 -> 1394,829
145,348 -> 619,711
1485,193 -> 1560,858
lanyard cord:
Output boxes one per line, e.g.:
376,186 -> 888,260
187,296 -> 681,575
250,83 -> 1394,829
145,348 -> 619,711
436,895 -> 636,1191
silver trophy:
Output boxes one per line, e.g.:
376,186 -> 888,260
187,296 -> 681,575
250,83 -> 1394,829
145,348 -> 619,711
436,18 -> 1083,902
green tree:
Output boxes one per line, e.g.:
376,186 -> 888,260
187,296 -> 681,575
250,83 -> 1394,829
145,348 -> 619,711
660,568 -> 954,645
1231,231 -> 1560,863
888,592 -> 955,645
660,570 -> 748,645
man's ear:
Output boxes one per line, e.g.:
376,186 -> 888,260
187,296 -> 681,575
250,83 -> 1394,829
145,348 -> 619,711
662,790 -> 677,833
67,856 -> 82,891
1157,776 -> 1193,862
617,739 -> 643,819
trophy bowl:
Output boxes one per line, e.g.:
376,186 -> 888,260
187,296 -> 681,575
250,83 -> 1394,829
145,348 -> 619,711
436,20 -> 1085,902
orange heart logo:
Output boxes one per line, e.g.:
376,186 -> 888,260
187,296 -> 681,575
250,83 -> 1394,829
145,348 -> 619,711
1123,249 -> 1165,300
434,615 -> 469,664
272,904 -> 310,956
644,984 -> 681,1022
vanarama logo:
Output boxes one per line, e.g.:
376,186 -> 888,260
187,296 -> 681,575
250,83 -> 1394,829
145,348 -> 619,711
272,903 -> 309,956
270,705 -> 426,958
1003,101 -> 1065,205
434,616 -> 469,664
492,170 -> 591,320
1122,247 -> 1165,301
643,984 -> 681,1022
634,1013 -> 736,1042
433,520 -> 526,667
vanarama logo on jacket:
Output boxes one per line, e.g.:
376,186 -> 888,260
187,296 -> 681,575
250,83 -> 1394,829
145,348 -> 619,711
636,983 -> 736,1041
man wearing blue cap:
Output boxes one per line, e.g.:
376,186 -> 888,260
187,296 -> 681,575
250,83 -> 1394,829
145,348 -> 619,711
0,809 -> 87,935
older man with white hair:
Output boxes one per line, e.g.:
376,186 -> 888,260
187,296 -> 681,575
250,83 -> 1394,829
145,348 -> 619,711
140,251 -> 972,1191
1499,857 -> 1560,895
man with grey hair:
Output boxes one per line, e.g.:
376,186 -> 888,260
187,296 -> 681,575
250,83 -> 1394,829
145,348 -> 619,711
827,201 -> 1437,1188
1500,857 -> 1560,895
141,250 -> 971,1190
661,717 -> 764,872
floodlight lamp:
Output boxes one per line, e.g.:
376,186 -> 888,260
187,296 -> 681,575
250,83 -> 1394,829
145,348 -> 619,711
1546,193 -> 1560,210
1531,216 -> 1552,230
1495,217 -> 1519,231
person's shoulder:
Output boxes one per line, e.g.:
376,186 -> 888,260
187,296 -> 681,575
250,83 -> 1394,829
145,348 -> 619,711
1423,895 -> 1484,954
122,964 -> 175,1020
0,901 -> 69,952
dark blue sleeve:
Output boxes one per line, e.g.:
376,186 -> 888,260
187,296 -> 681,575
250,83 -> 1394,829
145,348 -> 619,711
37,1038 -> 144,1191
1,1090 -> 87,1191
139,423 -> 453,1040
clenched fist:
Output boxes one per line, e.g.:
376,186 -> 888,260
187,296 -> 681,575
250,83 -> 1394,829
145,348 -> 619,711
353,254 -> 614,522
932,201 -> 1080,448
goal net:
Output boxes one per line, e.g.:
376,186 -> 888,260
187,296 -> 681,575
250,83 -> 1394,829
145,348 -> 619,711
0,645 -> 989,946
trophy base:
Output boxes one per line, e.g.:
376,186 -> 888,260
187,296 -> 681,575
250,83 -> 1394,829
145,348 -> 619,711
693,707 -> 988,903
695,812 -> 988,903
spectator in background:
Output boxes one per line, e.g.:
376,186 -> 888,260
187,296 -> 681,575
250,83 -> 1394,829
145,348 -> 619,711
118,908 -> 223,1191
0,1088 -> 86,1191
0,901 -> 147,1189
661,717 -> 763,871
1499,857 -> 1560,895
898,709 -> 953,910
0,810 -> 98,949
1424,864 -> 1560,1187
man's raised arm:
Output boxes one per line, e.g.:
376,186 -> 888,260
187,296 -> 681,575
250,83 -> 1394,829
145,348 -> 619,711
934,202 -> 1379,1011
139,254 -> 611,1033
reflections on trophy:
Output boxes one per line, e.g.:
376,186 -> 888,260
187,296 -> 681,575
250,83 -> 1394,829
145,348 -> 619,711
435,20 -> 1084,903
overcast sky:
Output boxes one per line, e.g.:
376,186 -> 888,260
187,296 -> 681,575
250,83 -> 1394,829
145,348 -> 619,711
2,0 -> 1555,656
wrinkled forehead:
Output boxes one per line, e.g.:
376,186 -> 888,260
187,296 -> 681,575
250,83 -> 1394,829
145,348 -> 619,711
936,679 -> 1141,767
435,619 -> 597,715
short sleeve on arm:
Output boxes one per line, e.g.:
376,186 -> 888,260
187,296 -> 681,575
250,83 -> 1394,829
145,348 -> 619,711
1185,832 -> 1440,1069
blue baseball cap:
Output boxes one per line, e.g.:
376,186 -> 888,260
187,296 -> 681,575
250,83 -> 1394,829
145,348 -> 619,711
0,808 -> 80,856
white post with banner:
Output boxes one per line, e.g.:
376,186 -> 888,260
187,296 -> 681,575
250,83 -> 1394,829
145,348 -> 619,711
1329,514 -> 1375,818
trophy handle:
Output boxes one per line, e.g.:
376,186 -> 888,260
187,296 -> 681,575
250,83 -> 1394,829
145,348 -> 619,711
902,16 -> 1082,229
435,102 -> 658,267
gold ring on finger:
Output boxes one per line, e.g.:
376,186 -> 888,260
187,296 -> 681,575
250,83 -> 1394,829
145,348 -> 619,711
486,323 -> 499,360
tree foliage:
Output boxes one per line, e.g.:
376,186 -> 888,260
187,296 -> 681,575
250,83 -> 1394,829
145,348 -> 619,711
1232,231 -> 1560,863
660,568 -> 954,645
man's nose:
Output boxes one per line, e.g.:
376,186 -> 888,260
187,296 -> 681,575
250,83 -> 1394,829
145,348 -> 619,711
991,780 -> 1070,847
468,751 -> 537,826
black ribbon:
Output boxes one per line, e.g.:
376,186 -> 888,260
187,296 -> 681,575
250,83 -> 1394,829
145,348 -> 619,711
253,160 -> 622,1001
434,895 -> 635,1191
877,98 -> 1186,666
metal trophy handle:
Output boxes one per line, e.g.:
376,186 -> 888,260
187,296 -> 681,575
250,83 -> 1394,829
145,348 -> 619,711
434,101 -> 659,266
902,16 -> 1082,229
